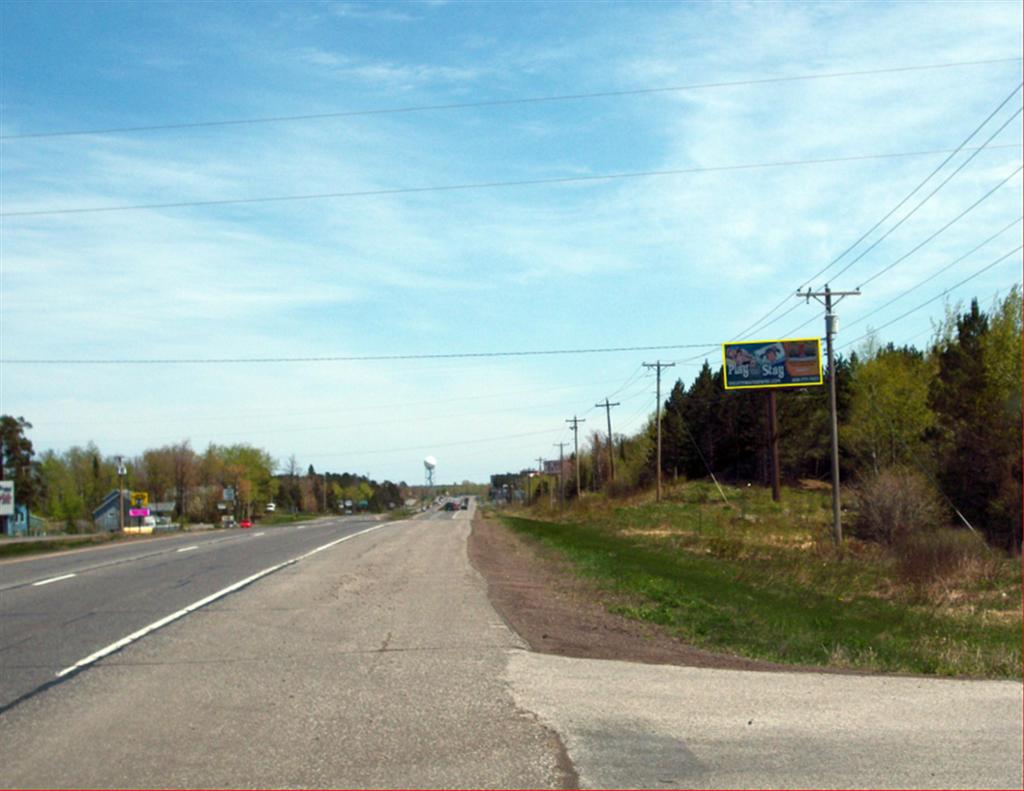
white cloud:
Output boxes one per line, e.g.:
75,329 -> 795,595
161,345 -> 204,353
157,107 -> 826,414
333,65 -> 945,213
3,0 -> 1021,480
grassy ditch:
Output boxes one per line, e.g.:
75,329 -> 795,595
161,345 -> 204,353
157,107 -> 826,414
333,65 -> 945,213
500,483 -> 1021,679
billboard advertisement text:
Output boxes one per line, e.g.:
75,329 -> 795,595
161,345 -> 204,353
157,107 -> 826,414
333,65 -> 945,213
722,338 -> 823,390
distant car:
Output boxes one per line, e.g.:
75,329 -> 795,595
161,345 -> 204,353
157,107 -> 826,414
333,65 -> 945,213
443,501 -> 457,511
240,519 -> 253,528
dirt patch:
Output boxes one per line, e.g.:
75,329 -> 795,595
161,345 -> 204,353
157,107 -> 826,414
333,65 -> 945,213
467,510 -> 799,672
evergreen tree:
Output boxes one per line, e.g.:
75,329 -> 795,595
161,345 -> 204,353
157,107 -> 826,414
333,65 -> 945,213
1,416 -> 38,509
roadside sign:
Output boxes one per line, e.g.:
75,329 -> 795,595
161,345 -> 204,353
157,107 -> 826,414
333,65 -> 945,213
223,487 -> 235,502
722,338 -> 823,390
129,508 -> 150,517
0,481 -> 13,516
130,491 -> 149,508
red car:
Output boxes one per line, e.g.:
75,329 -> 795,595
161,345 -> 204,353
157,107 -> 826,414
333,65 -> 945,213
240,519 -> 253,529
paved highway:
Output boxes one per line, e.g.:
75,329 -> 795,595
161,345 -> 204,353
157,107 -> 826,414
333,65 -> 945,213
0,515 -> 381,711
1,503 -> 1019,789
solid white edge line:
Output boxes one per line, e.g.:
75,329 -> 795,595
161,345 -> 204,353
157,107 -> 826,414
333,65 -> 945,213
55,521 -> 398,678
176,545 -> 199,553
32,573 -> 77,587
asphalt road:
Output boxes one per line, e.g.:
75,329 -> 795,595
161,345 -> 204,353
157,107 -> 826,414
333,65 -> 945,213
0,505 -> 568,788
508,652 -> 1023,789
1,504 -> 1019,789
0,515 -> 380,711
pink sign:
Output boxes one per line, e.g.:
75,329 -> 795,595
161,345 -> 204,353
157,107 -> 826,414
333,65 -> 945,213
129,508 -> 150,517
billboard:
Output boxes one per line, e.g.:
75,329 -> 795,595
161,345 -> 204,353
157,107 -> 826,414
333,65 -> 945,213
722,338 -> 823,390
0,481 -> 13,516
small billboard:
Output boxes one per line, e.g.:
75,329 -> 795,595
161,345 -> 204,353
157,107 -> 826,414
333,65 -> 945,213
723,338 -> 823,390
129,507 -> 150,517
0,481 -> 13,516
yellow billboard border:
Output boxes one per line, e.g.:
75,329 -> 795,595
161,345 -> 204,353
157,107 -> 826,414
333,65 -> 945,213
721,337 -> 824,391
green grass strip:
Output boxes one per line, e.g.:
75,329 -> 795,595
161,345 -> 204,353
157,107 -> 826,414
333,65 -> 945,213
501,515 -> 1021,678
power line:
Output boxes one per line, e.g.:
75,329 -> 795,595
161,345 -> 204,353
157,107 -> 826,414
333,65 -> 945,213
729,82 -> 1023,340
838,244 -> 1023,350
0,341 -> 720,366
5,57 -> 1019,141
856,164 -> 1023,289
301,427 -> 565,458
63,389 -> 648,446
827,105 -> 1023,285
779,163 -> 1023,338
843,215 -> 1023,332
38,372 -> 644,428
4,143 -> 1019,219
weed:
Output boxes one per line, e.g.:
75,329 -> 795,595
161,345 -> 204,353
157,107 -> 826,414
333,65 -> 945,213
503,481 -> 1022,678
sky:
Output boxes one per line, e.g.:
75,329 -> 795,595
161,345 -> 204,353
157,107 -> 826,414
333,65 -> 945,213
1,0 -> 1021,485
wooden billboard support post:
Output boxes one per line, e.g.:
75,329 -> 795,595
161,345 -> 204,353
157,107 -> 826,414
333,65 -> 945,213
767,391 -> 781,502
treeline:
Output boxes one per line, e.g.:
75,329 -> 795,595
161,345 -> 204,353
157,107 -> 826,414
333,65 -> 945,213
0,429 -> 409,528
553,290 -> 1022,551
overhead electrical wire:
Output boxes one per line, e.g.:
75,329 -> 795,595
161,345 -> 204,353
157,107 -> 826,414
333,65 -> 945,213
772,159 -> 1023,339
4,57 -> 1019,141
837,244 -> 1023,350
856,164 -> 1023,289
4,143 -> 1020,219
726,81 -> 1023,341
0,342 -> 721,366
39,373 -> 643,428
843,215 -> 1023,332
300,427 -> 567,459
826,105 -> 1023,285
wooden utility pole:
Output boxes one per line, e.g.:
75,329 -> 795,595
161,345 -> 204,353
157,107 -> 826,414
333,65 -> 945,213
799,284 -> 860,544
553,442 -> 568,509
535,456 -> 545,503
643,361 -> 675,501
115,456 -> 126,532
565,416 -> 586,498
767,391 -> 781,502
595,398 -> 621,484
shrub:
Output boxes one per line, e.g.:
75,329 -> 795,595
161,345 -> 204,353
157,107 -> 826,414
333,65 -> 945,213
894,527 -> 995,586
606,478 -> 640,500
851,467 -> 948,545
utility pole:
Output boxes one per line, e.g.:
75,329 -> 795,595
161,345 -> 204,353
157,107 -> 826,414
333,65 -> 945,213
595,398 -> 621,484
799,284 -> 860,545
115,456 -> 126,532
535,457 -> 545,503
553,442 -> 568,509
643,361 -> 675,501
565,416 -> 586,498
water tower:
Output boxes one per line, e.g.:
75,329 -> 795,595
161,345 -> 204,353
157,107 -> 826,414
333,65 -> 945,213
423,456 -> 437,498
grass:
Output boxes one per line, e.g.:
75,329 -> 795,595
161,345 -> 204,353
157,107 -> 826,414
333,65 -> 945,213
259,512 -> 320,526
499,482 -> 1021,679
0,532 -> 126,559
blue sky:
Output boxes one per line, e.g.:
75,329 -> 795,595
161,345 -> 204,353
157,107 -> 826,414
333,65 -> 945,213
1,0 -> 1021,485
